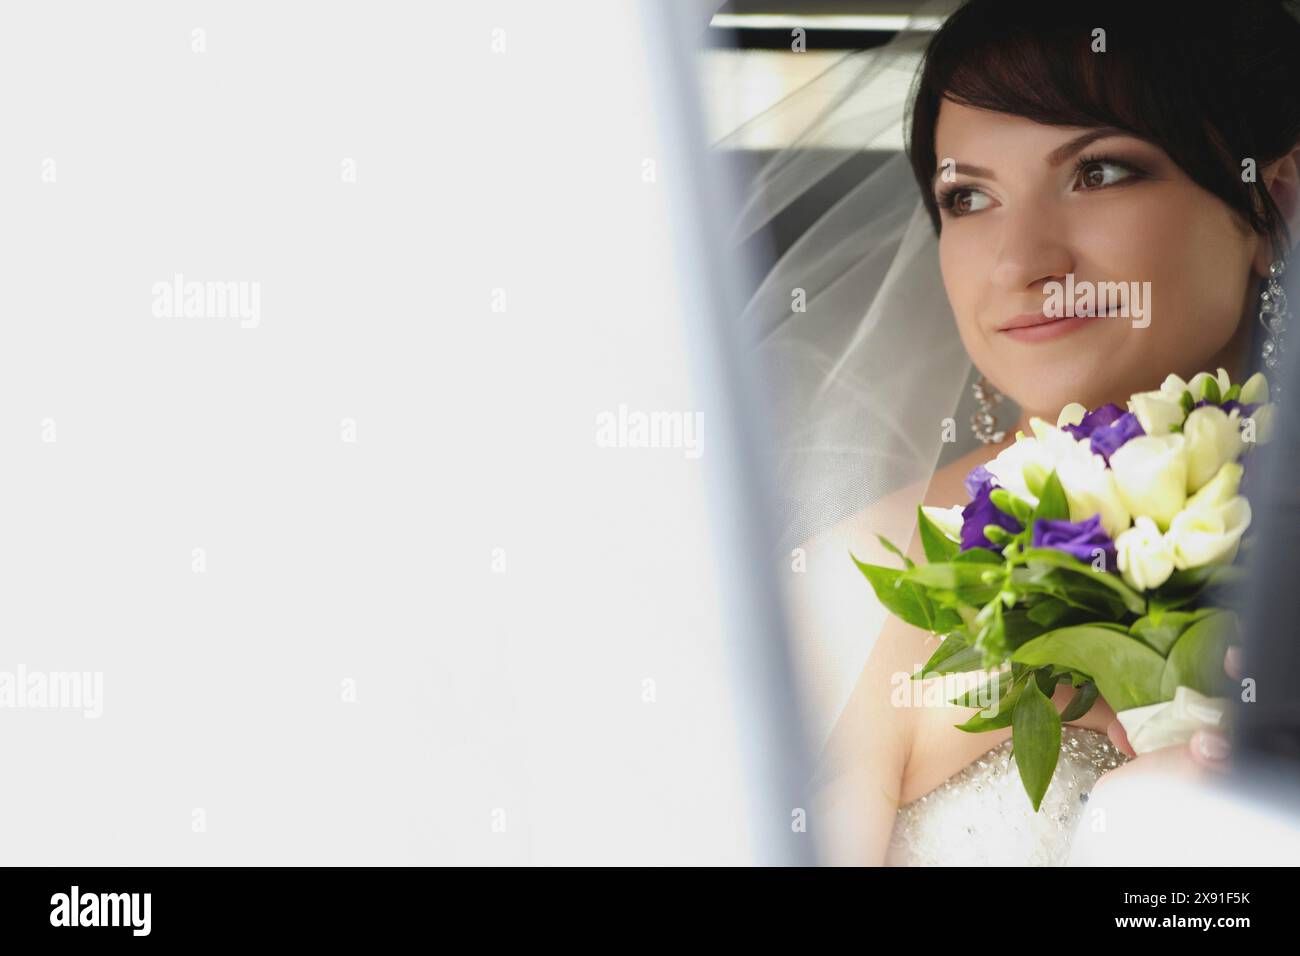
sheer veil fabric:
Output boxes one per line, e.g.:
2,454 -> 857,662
712,2 -> 1008,742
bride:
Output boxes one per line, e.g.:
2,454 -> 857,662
720,0 -> 1300,864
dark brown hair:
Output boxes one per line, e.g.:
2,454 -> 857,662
906,0 -> 1300,257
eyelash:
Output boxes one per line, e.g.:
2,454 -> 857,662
935,153 -> 1148,217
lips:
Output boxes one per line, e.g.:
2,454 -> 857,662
999,309 -> 1110,332
996,310 -> 1106,343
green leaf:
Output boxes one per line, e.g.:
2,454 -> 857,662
875,533 -> 915,570
1002,607 -> 1053,650
1012,625 -> 1166,711
1059,681 -> 1099,722
954,548 -> 1003,565
1129,608 -> 1217,656
1033,666 -> 1058,697
1013,676 -> 1062,812
916,505 -> 960,564
1202,376 -> 1222,404
911,633 -> 966,674
1015,547 -> 1146,615
1160,611 -> 1238,699
1017,568 -> 1126,618
933,606 -> 965,635
1049,666 -> 1091,687
851,554 -> 934,631
954,671 -> 1029,731
949,668 -> 1010,707
1148,564 -> 1248,614
1025,597 -> 1075,628
901,561 -> 1000,591
913,636 -> 989,678
1031,469 -> 1069,524
973,597 -> 1009,667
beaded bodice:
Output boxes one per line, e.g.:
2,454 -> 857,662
885,726 -> 1130,866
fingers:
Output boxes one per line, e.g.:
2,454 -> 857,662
1188,728 -> 1232,772
1107,718 -> 1136,759
1225,645 -> 1244,681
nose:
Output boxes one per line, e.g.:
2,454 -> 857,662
988,200 -> 1075,297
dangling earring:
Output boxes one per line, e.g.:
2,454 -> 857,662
1259,258 -> 1289,399
971,373 -> 1006,444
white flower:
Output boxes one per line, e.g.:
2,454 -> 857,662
1166,495 -> 1252,570
1028,416 -> 1092,459
1114,516 -> 1176,591
921,505 -> 964,542
983,434 -> 1043,507
1055,452 -> 1131,539
1056,402 -> 1087,429
1243,402 -> 1276,446
1186,367 -> 1233,402
1108,433 -> 1188,531
1157,373 -> 1190,400
1128,389 -> 1186,438
1240,371 -> 1270,406
1182,405 -> 1244,493
1184,460 -> 1243,511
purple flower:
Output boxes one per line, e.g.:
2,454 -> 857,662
1200,398 -> 1261,418
1031,514 -> 1117,572
1062,403 -> 1127,441
963,464 -> 995,500
1062,403 -> 1144,463
1089,412 -> 1145,464
960,476 -> 1022,553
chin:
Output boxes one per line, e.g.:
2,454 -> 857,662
993,341 -> 1153,419
999,366 -> 1134,423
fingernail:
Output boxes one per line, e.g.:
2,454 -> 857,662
1199,731 -> 1230,761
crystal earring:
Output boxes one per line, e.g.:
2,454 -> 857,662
971,373 -> 1006,444
1259,258 -> 1290,399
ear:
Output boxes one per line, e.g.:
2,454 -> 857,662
1253,143 -> 1300,277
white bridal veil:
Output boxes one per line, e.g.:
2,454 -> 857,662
717,0 -> 995,555
710,2 -> 999,739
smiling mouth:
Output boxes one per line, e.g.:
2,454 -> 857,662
999,310 -> 1110,332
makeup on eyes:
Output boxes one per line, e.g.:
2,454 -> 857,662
934,150 -> 1155,217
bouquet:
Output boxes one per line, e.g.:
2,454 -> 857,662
854,368 -> 1276,810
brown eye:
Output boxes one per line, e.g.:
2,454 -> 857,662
1080,162 -> 1108,188
941,187 -> 992,217
1074,158 -> 1137,190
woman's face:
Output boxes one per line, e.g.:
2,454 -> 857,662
932,98 -> 1263,419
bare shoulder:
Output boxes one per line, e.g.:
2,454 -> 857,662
803,444 -> 986,566
802,442 -> 1012,796
924,443 -> 990,510
799,444 -> 989,759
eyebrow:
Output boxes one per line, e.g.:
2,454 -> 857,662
932,127 -> 1136,189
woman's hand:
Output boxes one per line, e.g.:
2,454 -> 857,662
1104,645 -> 1241,771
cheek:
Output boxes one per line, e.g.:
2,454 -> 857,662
938,232 -> 1009,397
938,233 -> 989,346
1161,210 -> 1254,348
1074,190 -> 1252,344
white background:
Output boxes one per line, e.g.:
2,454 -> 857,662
0,1 -> 756,865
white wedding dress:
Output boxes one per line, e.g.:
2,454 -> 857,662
884,725 -> 1131,866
